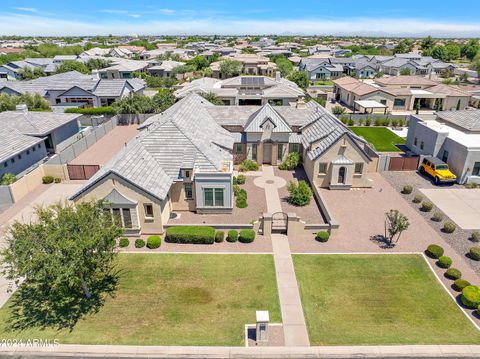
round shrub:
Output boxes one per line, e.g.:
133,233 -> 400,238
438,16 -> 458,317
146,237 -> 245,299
146,235 -> 161,249
445,268 -> 462,280
54,177 -> 61,183
402,185 -> 413,194
226,230 -> 238,243
42,175 -> 54,184
453,279 -> 471,292
421,201 -> 433,212
431,211 -> 444,222
471,231 -> 480,243
119,237 -> 129,248
287,180 -> 312,206
442,221 -> 456,234
135,239 -> 145,248
239,229 -> 256,243
461,286 -> 480,309
413,194 -> 423,203
236,174 -> 246,185
215,231 -> 225,243
239,159 -> 259,172
425,244 -> 444,259
437,255 -> 452,269
469,246 -> 480,261
315,231 -> 330,243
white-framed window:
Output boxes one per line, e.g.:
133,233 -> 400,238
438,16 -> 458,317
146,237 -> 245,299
354,163 -> 363,174
203,188 -> 224,207
144,204 -> 154,218
318,162 -> 328,174
184,183 -> 193,199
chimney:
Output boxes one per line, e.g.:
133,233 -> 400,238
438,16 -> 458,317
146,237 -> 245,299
296,99 -> 306,109
92,69 -> 100,79
16,104 -> 28,113
275,71 -> 281,82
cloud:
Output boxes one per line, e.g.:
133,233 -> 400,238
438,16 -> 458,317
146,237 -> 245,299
0,13 -> 479,37
159,9 -> 175,14
14,7 -> 37,12
129,14 -> 141,18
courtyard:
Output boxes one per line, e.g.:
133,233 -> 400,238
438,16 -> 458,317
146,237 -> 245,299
0,254 -> 281,346
293,254 -> 480,345
350,127 -> 406,152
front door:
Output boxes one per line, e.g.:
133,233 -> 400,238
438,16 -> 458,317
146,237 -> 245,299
263,143 -> 272,164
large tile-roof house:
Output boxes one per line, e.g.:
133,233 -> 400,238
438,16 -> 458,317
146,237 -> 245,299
71,93 -> 375,234
333,76 -> 471,113
175,75 -> 305,106
407,110 -> 480,184
210,54 -> 277,79
0,71 -> 145,108
0,107 -> 81,177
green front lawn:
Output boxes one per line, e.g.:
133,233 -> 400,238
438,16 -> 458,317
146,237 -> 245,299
0,254 -> 281,346
350,126 -> 405,152
293,254 -> 480,345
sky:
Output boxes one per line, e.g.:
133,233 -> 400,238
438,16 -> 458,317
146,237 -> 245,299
2,0 -> 480,37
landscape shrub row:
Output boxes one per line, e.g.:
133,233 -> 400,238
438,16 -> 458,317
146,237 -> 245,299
165,226 -> 216,244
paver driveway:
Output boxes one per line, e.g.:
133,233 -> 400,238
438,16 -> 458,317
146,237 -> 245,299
420,188 -> 480,230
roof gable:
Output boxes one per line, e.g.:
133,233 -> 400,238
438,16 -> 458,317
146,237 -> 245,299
244,103 -> 291,133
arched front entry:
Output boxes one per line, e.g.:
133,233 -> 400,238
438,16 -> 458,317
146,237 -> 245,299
338,166 -> 346,184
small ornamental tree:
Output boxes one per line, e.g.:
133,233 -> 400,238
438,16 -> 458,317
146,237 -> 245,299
384,209 -> 410,246
287,180 -> 313,206
1,200 -> 122,329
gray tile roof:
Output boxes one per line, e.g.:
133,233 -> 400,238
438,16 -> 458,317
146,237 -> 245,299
436,110 -> 480,132
71,93 -> 234,202
244,103 -> 292,133
0,129 -> 44,163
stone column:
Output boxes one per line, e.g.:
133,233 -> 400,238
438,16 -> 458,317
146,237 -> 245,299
271,143 -> 278,166
257,142 -> 264,165
263,213 -> 272,236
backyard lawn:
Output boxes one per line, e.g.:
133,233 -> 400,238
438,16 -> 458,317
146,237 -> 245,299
350,127 -> 405,152
293,254 -> 480,345
0,254 -> 281,346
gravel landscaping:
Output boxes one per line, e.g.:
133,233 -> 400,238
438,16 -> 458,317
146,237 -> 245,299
382,171 -> 480,274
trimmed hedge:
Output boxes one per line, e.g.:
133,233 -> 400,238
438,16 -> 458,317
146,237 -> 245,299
146,235 -> 161,249
316,231 -> 330,243
421,201 -> 433,212
461,286 -> 480,309
454,279 -> 471,292
437,255 -> 452,269
165,226 -> 215,244
402,185 -> 413,194
235,188 -> 248,208
239,229 -> 256,243
135,239 -> 145,248
42,175 -> 54,184
227,230 -> 238,242
445,268 -> 462,280
215,231 -> 225,243
469,246 -> 480,261
236,174 -> 246,185
119,237 -> 129,248
65,106 -> 115,115
443,221 -> 456,234
425,244 -> 444,259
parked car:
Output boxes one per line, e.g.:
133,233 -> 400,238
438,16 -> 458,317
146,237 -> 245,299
419,156 -> 457,184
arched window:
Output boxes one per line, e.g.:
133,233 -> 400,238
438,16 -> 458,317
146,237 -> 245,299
338,167 -> 346,184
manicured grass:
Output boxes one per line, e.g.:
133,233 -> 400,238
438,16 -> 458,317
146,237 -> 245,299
350,126 -> 405,152
293,254 -> 480,345
0,254 -> 280,346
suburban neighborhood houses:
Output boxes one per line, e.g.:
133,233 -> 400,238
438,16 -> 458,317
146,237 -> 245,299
1,1 -> 480,358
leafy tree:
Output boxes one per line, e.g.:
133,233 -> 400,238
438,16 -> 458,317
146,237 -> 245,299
241,47 -> 256,54
18,67 -> 46,80
461,39 -> 479,61
55,60 -> 90,75
393,39 -> 414,54
1,200 -> 122,329
269,54 -> 293,77
112,94 -> 156,114
420,36 -> 436,56
384,209 -> 410,246
287,180 -> 312,206
332,105 -> 346,115
200,92 -> 224,105
170,64 -> 195,77
0,93 -> 50,112
85,58 -> 112,71
287,70 -> 308,89
399,67 -> 413,76
432,45 -> 447,61
444,43 -> 461,62
151,89 -> 176,112
188,55 -> 209,71
1,173 -> 17,185
219,59 -> 242,79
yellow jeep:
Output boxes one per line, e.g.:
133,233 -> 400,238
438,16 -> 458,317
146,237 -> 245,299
419,156 -> 457,184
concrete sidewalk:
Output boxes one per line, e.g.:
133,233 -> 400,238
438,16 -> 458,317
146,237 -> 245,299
3,344 -> 480,358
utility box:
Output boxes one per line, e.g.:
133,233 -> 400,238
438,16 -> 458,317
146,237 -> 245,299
256,310 -> 269,342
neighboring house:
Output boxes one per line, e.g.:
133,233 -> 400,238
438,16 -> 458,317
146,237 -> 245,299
0,71 -> 145,108
146,60 -> 185,78
333,76 -> 471,113
71,93 -> 376,233
174,75 -> 305,106
210,54 -> 277,79
0,58 -> 57,80
70,94 -> 235,234
98,59 -> 151,79
406,110 -> 480,184
299,58 -> 345,81
0,106 -> 81,177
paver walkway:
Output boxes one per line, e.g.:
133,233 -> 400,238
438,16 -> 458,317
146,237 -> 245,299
255,166 -> 310,346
